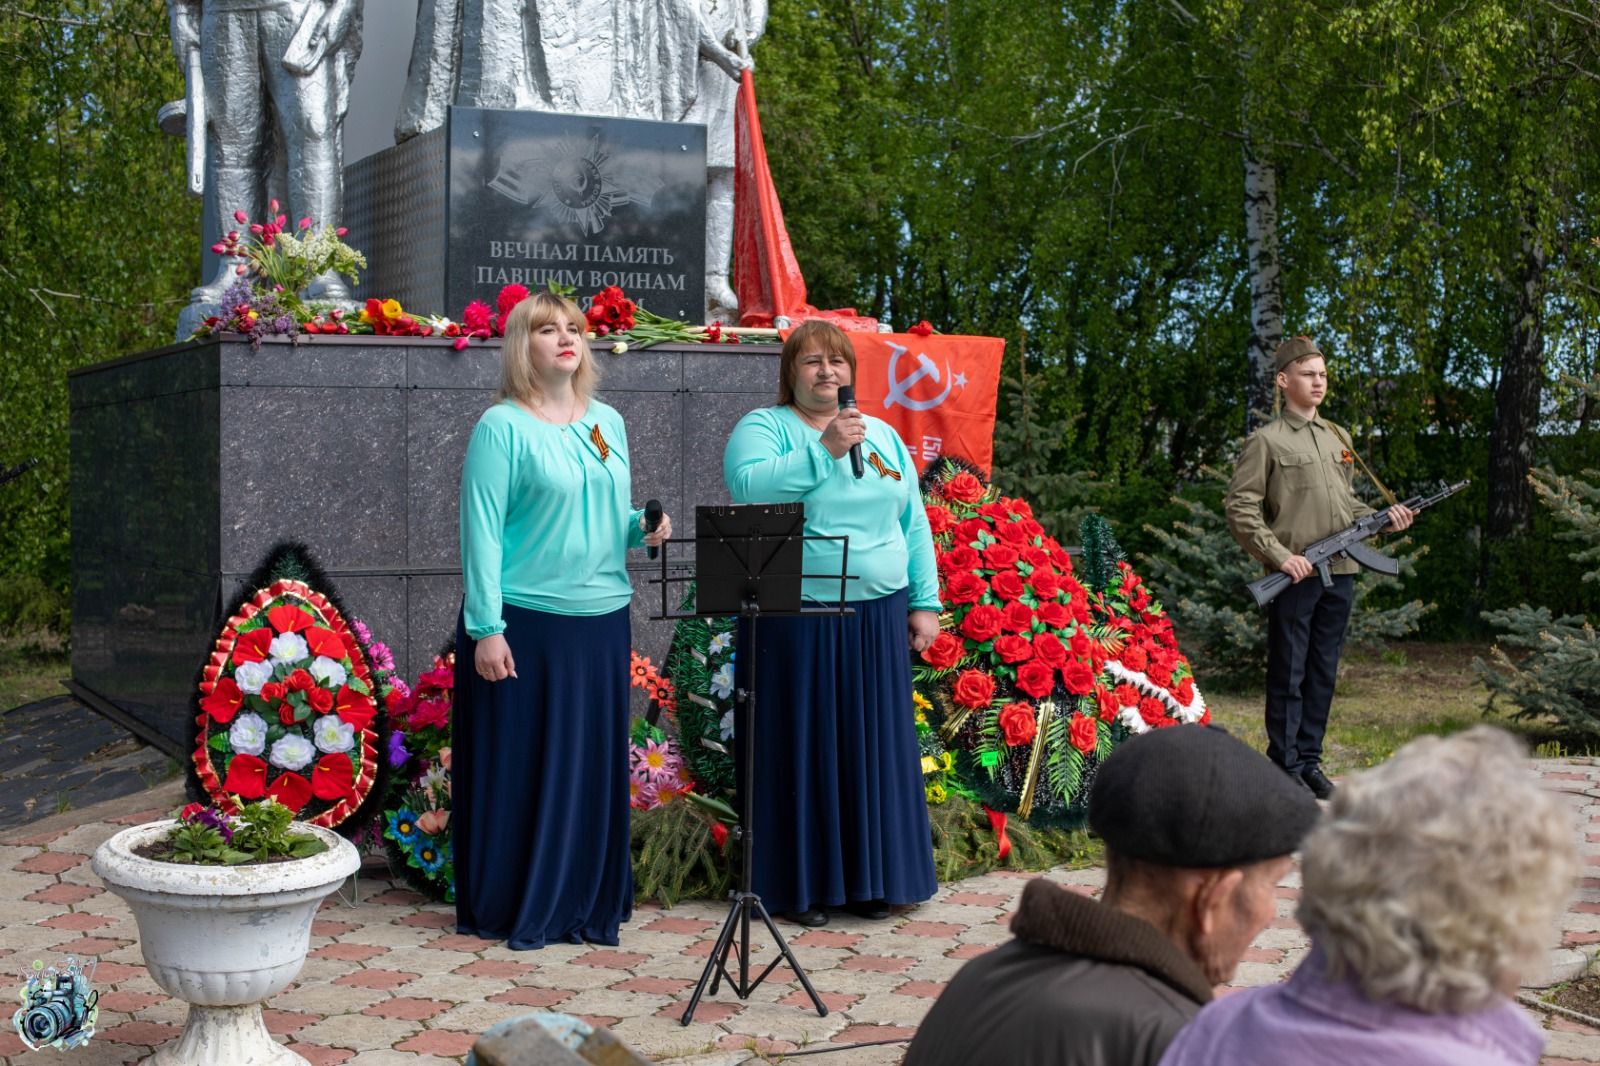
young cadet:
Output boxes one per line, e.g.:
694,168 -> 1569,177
1224,337 -> 1413,799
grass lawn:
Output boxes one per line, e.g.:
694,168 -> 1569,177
1203,641 -> 1581,775
0,631 -> 69,712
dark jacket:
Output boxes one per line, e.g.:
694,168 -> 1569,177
902,878 -> 1213,1066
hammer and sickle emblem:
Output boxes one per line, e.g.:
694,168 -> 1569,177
885,343 -> 955,411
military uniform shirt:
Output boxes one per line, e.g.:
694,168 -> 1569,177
1225,411 -> 1376,575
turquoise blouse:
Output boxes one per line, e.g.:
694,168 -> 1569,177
723,405 -> 941,610
460,399 -> 645,638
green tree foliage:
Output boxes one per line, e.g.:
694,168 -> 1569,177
1477,377 -> 1600,732
0,0 -> 194,605
1140,467 -> 1430,690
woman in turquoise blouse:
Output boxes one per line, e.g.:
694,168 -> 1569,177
723,319 -> 940,927
454,291 -> 671,949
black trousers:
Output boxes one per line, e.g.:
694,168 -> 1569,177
1265,572 -> 1354,775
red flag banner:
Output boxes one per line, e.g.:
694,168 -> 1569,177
849,333 -> 1006,477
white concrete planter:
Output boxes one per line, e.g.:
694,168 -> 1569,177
92,821 -> 360,1066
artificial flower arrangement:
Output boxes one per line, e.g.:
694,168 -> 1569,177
382,650 -> 454,899
191,544 -> 398,831
916,463 -> 1208,828
626,652 -> 697,811
189,204 -> 748,354
142,798 -> 327,866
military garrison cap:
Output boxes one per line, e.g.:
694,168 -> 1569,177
1273,335 -> 1323,373
1089,725 -> 1320,868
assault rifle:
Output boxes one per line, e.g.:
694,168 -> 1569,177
1246,480 -> 1469,609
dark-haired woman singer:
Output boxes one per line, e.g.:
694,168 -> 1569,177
722,319 -> 940,928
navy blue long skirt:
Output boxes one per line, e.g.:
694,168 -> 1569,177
735,587 -> 937,914
453,604 -> 633,949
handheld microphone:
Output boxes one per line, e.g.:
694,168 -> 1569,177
837,385 -> 864,479
644,499 -> 663,559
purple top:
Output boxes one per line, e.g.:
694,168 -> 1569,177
1159,946 -> 1545,1066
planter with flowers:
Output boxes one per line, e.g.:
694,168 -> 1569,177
91,799 -> 359,1066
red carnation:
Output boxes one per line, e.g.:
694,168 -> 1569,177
221,753 -> 269,799
993,634 -> 1034,664
1114,683 -> 1141,707
1147,664 -> 1173,689
1069,713 -> 1098,755
960,604 -> 1005,643
943,572 -> 987,605
266,771 -> 313,814
981,542 -> 1020,570
286,669 -> 316,693
463,300 -> 492,333
710,821 -> 730,850
1121,645 -> 1148,672
496,283 -> 530,320
1002,601 -> 1035,633
1061,660 -> 1096,695
921,631 -> 965,670
1138,697 -> 1168,728
308,687 -> 335,714
1095,685 -> 1120,721
909,319 -> 934,337
989,569 -> 1025,601
951,669 -> 997,709
942,472 -> 985,503
1176,676 -> 1196,705
998,701 -> 1038,746
926,505 -> 956,534
1015,660 -> 1055,699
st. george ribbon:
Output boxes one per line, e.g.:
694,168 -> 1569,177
837,385 -> 864,479
645,499 -> 664,559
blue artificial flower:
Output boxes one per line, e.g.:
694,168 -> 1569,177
416,842 -> 446,876
387,808 -> 420,845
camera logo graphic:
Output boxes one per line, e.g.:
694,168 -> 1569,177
13,956 -> 98,1051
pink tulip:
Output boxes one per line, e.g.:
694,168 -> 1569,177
235,265 -> 247,275
250,223 -> 264,235
336,227 -> 348,237
298,217 -> 312,230
452,337 -> 470,350
276,214 -> 286,227
269,198 -> 280,213
210,243 -> 226,254
233,209 -> 248,223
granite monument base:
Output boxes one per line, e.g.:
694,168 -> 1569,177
70,335 -> 778,755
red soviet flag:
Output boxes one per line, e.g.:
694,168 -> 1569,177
848,334 -> 1006,477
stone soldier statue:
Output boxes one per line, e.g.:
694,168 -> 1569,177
167,0 -> 362,328
686,0 -> 767,321
398,0 -> 745,137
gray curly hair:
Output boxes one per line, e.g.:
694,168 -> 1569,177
1297,725 -> 1577,1014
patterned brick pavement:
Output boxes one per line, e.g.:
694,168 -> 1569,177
4,761 -> 1600,1065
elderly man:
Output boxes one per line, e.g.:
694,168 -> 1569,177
1159,726 -> 1576,1066
902,726 -> 1320,1066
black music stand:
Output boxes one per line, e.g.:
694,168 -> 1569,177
647,503 -> 854,1027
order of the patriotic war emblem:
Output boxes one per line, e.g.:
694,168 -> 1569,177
488,134 -> 663,237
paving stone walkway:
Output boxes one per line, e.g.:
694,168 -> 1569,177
0,695 -> 175,832
5,761 -> 1600,1065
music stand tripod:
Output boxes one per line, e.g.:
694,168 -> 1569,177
647,504 -> 853,1027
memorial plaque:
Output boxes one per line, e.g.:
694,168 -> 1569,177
447,107 -> 706,321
